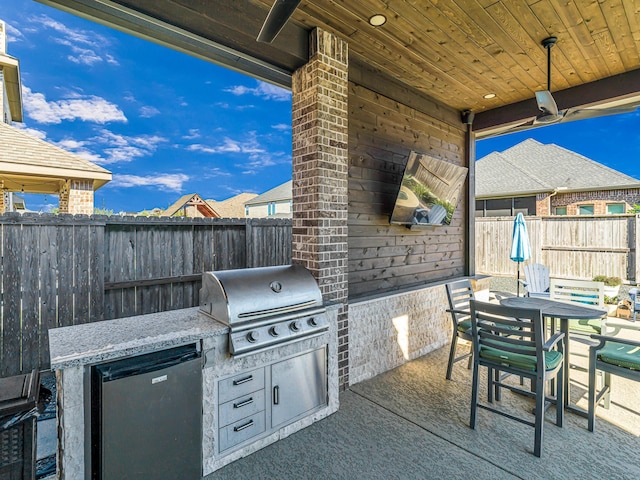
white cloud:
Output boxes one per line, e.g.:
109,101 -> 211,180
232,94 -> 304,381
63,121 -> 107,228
22,86 -> 127,124
90,129 -> 167,164
5,23 -> 25,43
187,134 -> 265,155
109,173 -> 189,192
272,123 -> 291,131
139,106 -> 160,118
182,129 -> 201,140
30,14 -> 119,66
225,80 -> 291,102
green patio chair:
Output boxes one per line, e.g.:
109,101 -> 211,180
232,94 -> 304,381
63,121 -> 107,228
587,335 -> 640,432
469,300 -> 565,457
445,279 -> 474,380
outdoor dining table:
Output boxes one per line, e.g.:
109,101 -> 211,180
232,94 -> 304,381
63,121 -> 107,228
499,296 -> 607,416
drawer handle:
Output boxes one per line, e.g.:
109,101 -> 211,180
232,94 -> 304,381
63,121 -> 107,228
273,385 -> 279,405
233,397 -> 254,409
233,420 -> 254,432
233,375 -> 253,386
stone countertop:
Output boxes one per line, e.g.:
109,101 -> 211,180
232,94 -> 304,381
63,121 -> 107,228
49,307 -> 228,370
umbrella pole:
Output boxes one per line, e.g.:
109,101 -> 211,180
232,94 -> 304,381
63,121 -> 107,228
517,261 -> 521,297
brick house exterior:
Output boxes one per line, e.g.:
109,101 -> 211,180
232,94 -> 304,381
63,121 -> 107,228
476,139 -> 640,217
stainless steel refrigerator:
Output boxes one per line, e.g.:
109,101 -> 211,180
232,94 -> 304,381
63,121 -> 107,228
90,344 -> 202,480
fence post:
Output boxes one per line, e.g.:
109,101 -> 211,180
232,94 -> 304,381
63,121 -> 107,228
245,218 -> 253,268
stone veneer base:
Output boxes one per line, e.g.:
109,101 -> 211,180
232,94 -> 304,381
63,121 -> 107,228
348,281 -> 456,386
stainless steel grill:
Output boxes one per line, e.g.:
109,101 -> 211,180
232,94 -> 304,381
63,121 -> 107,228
200,265 -> 328,356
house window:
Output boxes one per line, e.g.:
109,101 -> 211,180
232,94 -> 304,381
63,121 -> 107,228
578,204 -> 594,215
607,203 -> 625,214
475,196 -> 536,217
484,198 -> 511,217
268,202 -> 276,215
554,206 -> 567,216
245,206 -> 249,216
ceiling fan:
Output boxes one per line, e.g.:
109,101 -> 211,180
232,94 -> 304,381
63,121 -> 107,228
257,0 -> 302,43
503,36 -> 640,133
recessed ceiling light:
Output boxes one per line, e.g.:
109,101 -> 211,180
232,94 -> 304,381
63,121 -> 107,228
483,93 -> 497,99
369,14 -> 387,27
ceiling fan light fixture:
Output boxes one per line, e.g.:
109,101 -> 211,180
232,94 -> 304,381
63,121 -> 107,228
369,14 -> 387,27
483,93 -> 496,99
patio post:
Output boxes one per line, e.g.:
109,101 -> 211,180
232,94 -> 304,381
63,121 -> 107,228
291,28 -> 349,386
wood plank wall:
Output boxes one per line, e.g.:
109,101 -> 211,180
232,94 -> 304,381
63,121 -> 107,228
0,214 -> 291,376
347,82 -> 468,298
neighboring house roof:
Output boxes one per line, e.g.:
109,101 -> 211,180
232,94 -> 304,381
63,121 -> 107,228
0,122 -> 111,193
207,193 -> 257,218
162,193 -> 219,217
245,180 -> 292,206
476,138 -> 640,198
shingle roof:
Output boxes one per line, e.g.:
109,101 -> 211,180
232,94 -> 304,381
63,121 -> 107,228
207,192 -> 257,218
244,180 -> 292,205
162,193 -> 219,217
476,138 -> 640,198
0,121 -> 111,185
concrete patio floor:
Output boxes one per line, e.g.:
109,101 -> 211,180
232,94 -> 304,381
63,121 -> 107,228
205,325 -> 640,480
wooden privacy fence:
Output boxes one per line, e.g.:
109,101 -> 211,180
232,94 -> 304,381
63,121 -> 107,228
0,213 -> 291,376
476,214 -> 640,284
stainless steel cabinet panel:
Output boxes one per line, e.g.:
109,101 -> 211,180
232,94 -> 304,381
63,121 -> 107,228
271,348 -> 327,428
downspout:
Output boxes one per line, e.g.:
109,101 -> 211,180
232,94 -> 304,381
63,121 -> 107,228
462,110 -> 475,277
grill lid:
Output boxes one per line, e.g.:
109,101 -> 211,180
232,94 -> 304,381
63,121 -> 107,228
199,264 -> 322,325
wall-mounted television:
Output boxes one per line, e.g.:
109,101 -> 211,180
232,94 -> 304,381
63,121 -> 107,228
390,151 -> 468,228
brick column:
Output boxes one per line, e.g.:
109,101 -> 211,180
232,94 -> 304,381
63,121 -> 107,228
59,179 -> 94,215
291,29 -> 349,386
536,193 -> 551,215
0,190 -> 6,213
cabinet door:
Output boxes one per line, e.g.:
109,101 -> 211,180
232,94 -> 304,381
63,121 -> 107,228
271,347 -> 327,428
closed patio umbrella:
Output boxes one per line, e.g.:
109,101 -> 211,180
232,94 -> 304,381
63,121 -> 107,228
510,213 -> 531,296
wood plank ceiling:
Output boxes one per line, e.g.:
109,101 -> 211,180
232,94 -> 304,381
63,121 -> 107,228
41,0 -> 640,134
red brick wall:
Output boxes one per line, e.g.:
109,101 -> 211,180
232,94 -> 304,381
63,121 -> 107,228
551,188 -> 640,215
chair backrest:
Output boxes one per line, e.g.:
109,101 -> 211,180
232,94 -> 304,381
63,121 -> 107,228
549,278 -> 605,308
469,300 -> 546,371
523,263 -> 550,294
445,279 -> 474,327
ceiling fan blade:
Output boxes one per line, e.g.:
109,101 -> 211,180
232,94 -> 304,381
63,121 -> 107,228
257,0 -> 302,43
562,104 -> 640,122
535,90 -> 559,117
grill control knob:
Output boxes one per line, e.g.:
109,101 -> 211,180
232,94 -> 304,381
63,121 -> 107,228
289,320 -> 301,332
246,331 -> 259,343
308,317 -> 318,327
269,325 -> 282,337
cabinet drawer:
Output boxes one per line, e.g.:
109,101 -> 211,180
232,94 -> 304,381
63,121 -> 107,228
218,411 -> 266,452
219,389 -> 265,428
218,368 -> 265,404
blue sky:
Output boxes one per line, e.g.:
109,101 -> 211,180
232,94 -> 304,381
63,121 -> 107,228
4,0 -> 293,213
3,1 -> 639,213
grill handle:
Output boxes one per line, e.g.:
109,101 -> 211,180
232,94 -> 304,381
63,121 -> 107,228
273,385 -> 279,405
